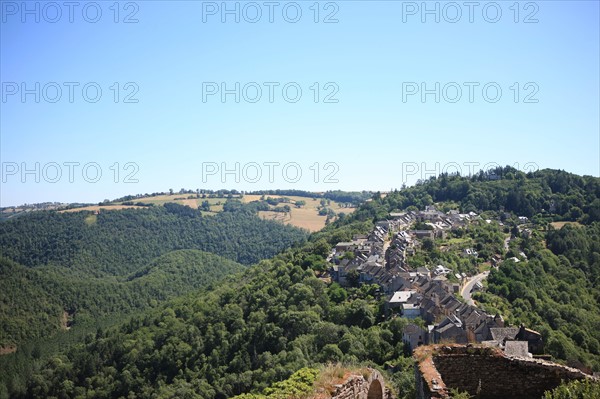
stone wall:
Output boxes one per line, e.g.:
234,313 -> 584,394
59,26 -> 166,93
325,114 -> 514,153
330,368 -> 393,399
414,345 -> 595,399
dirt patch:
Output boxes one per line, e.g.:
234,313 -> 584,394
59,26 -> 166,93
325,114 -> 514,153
61,205 -> 144,213
60,311 -> 72,330
0,345 -> 17,356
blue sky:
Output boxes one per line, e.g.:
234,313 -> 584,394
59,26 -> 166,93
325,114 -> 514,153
1,0 -> 599,206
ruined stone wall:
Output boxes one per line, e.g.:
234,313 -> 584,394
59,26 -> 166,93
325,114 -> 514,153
415,345 -> 594,399
330,369 -> 393,399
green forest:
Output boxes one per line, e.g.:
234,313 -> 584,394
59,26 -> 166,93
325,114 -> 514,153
0,204 -> 308,274
3,253 -> 417,398
0,205 -> 308,347
0,251 -> 245,345
476,223 -> 600,370
1,168 -> 600,398
343,167 -> 600,223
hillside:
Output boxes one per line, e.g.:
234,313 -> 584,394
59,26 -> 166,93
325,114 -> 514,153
1,168 -> 599,399
0,204 -> 308,275
0,204 -> 309,348
56,191 -> 361,232
241,195 -> 354,232
478,223 -> 600,370
341,167 -> 600,369
0,250 -> 245,346
6,256 -> 416,399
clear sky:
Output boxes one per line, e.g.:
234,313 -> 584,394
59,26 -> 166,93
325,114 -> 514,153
1,0 -> 599,206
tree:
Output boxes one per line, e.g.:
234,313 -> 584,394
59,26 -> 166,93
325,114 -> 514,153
342,252 -> 355,261
422,238 -> 435,252
328,283 -> 348,304
319,344 -> 343,363
346,270 -> 360,288
346,300 -> 375,328
312,239 -> 331,258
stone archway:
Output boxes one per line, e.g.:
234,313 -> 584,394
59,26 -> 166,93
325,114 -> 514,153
367,379 -> 383,399
330,368 -> 387,399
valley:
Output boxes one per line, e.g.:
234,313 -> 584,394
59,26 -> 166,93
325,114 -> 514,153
0,168 -> 599,399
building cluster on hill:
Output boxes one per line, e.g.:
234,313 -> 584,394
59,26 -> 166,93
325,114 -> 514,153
328,206 -> 542,357
329,207 -> 478,294
399,274 -> 542,357
328,206 -> 476,294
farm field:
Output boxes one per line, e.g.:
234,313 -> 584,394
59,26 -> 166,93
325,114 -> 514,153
243,194 -> 354,232
60,194 -> 229,213
56,193 -> 354,231
60,204 -> 145,213
121,194 -> 230,207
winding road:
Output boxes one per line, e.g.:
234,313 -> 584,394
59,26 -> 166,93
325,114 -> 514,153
460,271 -> 490,306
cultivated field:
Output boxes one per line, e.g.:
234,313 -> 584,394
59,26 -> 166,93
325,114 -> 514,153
126,194 -> 228,211
58,193 -> 354,231
243,195 -> 354,232
60,205 -> 145,213
61,194 -> 228,214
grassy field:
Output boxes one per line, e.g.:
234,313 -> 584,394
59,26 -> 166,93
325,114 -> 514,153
131,195 -> 227,212
124,194 -> 227,207
550,221 -> 583,229
243,195 -> 354,232
438,236 -> 473,253
58,193 -> 354,232
61,194 -> 228,214
61,205 -> 145,213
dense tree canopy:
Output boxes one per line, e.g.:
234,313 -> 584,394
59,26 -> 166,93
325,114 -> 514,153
0,206 -> 308,347
341,167 -> 600,223
478,223 -> 600,371
0,206 -> 308,275
6,257 -> 414,399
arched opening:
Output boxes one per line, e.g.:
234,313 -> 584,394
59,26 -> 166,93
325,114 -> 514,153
367,379 -> 383,399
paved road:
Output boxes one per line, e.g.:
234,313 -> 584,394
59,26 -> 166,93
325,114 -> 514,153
460,271 -> 490,306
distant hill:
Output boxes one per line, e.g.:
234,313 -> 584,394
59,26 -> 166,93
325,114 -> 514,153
58,190 -> 369,232
0,204 -> 308,275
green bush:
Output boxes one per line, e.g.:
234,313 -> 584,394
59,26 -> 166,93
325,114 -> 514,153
544,379 -> 600,399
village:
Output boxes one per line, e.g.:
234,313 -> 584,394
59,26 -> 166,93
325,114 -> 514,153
327,206 -> 543,359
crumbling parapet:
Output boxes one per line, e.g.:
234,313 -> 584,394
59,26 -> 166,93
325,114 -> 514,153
414,344 -> 596,399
